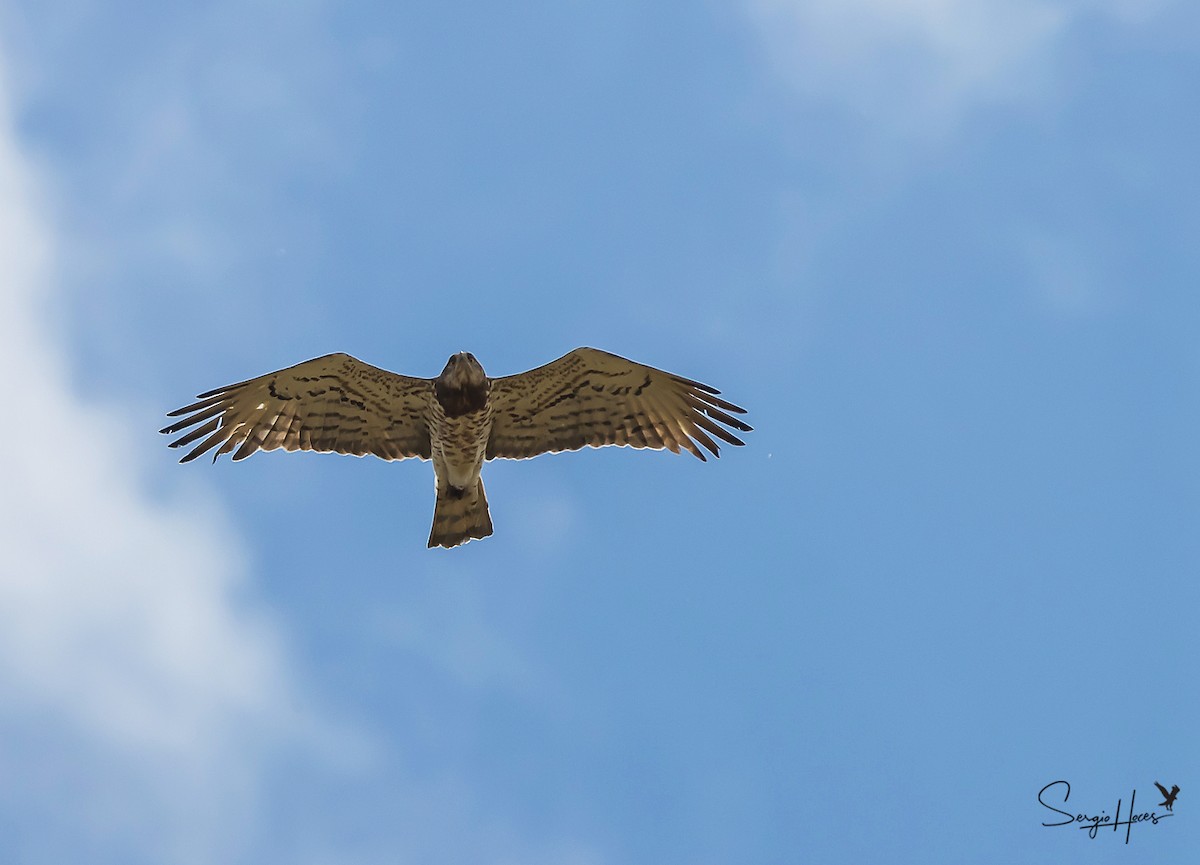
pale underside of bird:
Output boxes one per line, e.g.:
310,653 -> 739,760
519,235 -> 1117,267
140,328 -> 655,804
162,347 -> 751,548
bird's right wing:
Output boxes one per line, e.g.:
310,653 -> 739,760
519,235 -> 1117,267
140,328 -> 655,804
162,353 -> 433,463
1155,782 -> 1171,799
486,347 -> 750,461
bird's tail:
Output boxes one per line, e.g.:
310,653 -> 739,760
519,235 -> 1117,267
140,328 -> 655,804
428,477 -> 494,549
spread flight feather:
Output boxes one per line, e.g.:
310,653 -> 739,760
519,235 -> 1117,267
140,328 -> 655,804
163,347 -> 751,547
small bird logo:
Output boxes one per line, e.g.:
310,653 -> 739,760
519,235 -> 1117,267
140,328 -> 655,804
1154,782 -> 1180,812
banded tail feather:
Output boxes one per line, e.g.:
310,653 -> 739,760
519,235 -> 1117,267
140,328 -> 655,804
428,477 -> 493,549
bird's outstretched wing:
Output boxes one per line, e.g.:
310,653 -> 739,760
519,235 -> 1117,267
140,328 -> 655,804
486,347 -> 750,461
162,353 -> 433,463
1155,782 -> 1172,799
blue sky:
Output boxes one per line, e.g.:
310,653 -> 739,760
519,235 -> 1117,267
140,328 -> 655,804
0,1 -> 1196,863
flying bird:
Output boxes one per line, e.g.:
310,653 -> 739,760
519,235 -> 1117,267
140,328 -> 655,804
162,348 -> 751,548
1155,782 -> 1179,812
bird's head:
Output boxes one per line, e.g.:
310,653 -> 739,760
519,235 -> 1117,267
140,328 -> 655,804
438,351 -> 486,390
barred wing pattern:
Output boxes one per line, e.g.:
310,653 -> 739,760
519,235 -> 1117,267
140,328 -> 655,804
486,347 -> 750,461
162,353 -> 434,463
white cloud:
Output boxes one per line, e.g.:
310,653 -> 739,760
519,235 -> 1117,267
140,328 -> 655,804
0,60 -> 324,863
743,0 -> 1171,136
0,5 -> 630,859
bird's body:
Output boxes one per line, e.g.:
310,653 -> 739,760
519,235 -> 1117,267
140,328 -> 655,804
429,354 -> 490,471
1155,782 -> 1179,812
426,353 -> 495,547
162,347 -> 750,548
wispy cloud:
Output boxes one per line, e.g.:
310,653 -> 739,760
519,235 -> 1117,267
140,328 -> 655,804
0,17 -> 609,862
0,60 -> 326,864
743,0 -> 1172,138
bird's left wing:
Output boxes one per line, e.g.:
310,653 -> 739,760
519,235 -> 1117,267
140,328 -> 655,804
162,353 -> 433,463
486,347 -> 750,461
1155,782 -> 1171,799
